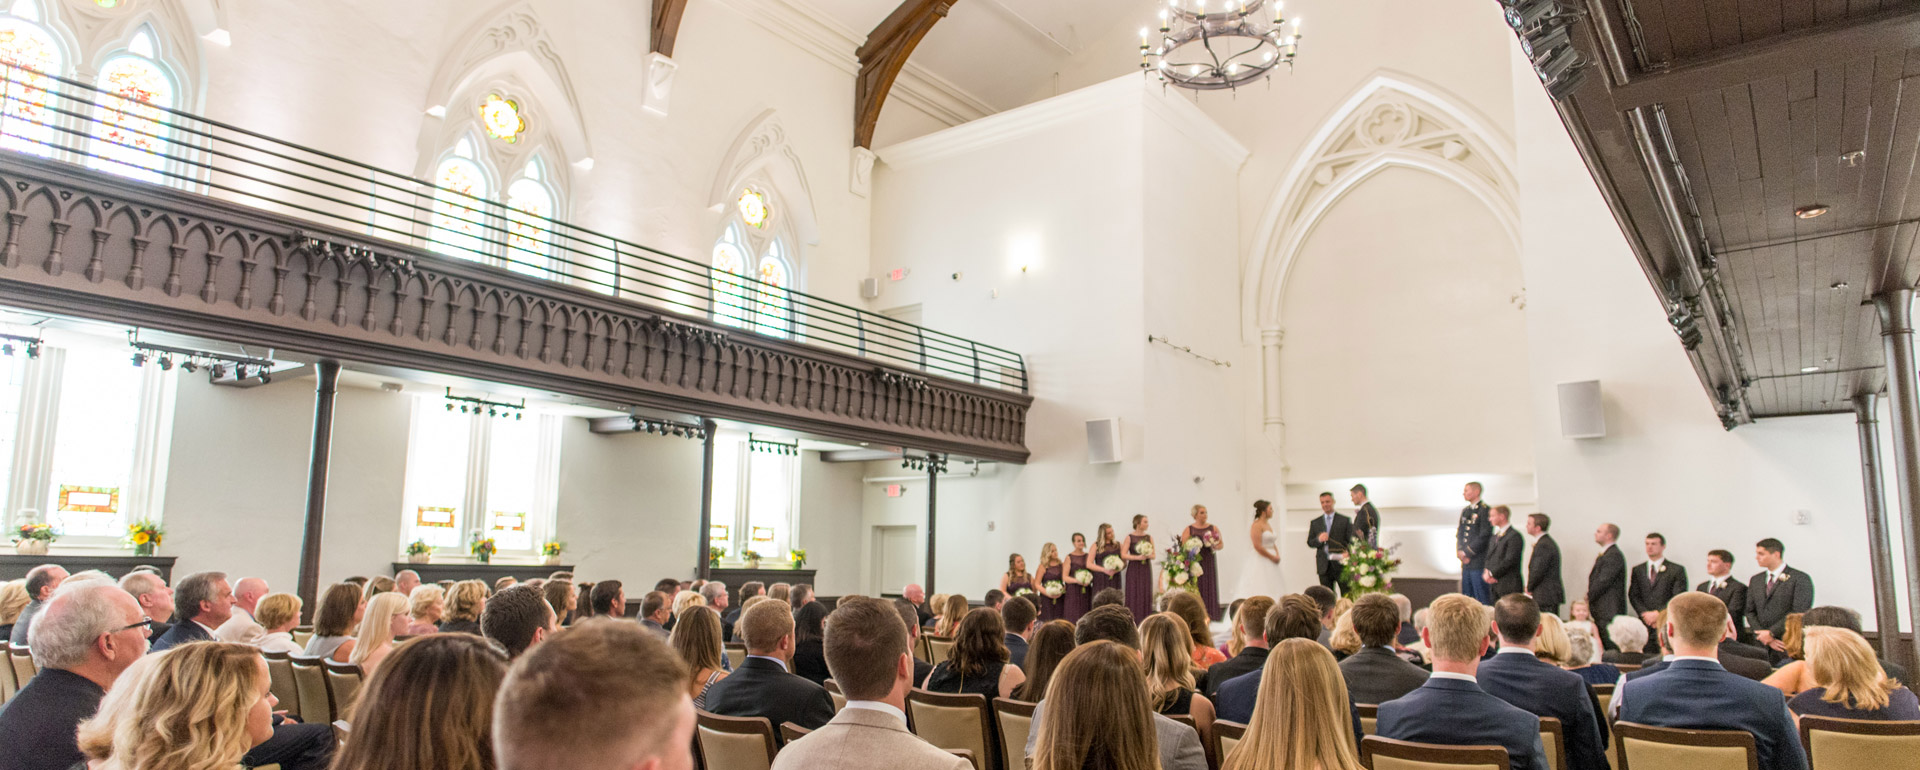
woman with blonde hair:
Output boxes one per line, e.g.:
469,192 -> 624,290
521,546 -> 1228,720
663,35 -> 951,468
253,593 -> 304,654
363,575 -> 396,599
672,589 -> 706,619
330,634 -> 508,770
305,582 -> 365,662
0,579 -> 29,640
1030,641 -> 1159,770
1140,613 -> 1216,740
76,642 -> 276,770
1329,610 -> 1361,659
1035,542 -> 1066,622
1165,591 -> 1227,669
350,592 -> 412,674
1787,626 -> 1920,720
438,580 -> 487,635
933,593 -> 970,637
1534,613 -> 1572,666
1221,638 -> 1362,770
406,584 -> 446,635
670,605 -> 730,710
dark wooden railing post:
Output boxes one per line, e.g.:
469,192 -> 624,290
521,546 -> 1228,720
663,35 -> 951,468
296,360 -> 341,621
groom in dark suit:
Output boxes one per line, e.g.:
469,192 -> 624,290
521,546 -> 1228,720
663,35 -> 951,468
1745,538 -> 1813,661
1482,506 -> 1525,599
1349,484 -> 1381,546
1524,513 -> 1564,615
1306,492 -> 1353,593
1629,533 -> 1687,654
1588,524 -> 1627,649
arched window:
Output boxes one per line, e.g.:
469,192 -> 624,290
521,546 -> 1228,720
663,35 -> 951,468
711,222 -> 750,328
422,87 -> 573,282
710,185 -> 794,336
755,240 -> 791,338
428,136 -> 491,262
504,155 -> 555,279
87,28 -> 174,182
0,0 -> 62,158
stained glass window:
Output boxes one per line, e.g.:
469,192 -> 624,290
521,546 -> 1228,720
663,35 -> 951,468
45,346 -> 141,538
0,10 -> 62,158
505,158 -> 555,279
711,225 -> 750,328
737,188 -> 770,229
484,414 -> 540,551
88,33 -> 175,183
753,248 -> 791,338
480,93 -> 525,143
429,139 -> 490,261
401,403 -> 470,548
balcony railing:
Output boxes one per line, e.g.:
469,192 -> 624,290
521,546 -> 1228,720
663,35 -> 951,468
0,64 -> 1026,393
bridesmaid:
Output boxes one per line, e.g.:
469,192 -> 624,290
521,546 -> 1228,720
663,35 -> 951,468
1090,524 -> 1122,598
1123,515 -> 1155,622
1035,543 -> 1066,622
1184,504 -> 1225,620
1064,532 -> 1093,622
999,554 -> 1035,602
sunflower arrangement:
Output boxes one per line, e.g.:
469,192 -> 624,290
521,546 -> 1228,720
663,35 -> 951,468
125,520 -> 163,554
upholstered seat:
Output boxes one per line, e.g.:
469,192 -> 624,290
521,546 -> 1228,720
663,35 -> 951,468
8,643 -> 36,692
0,643 -> 18,703
823,679 -> 847,713
1214,719 -> 1248,767
724,642 -> 747,672
992,697 -> 1035,770
927,636 -> 956,665
1611,721 -> 1757,770
288,655 -> 333,725
1798,715 -> 1920,770
263,651 -> 299,720
908,688 -> 996,770
694,710 -> 778,770
1358,703 -> 1380,736
1360,735 -> 1510,770
322,660 -> 363,719
1539,716 -> 1566,770
779,721 -> 811,745
1593,684 -> 1615,721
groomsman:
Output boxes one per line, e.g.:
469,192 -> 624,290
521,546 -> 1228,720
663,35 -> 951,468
1482,506 -> 1525,598
1524,513 -> 1564,615
1746,538 -> 1813,660
1306,492 -> 1353,593
1350,484 -> 1381,546
1629,532 -> 1688,653
1696,549 -> 1750,643
1587,524 -> 1626,649
1456,482 -> 1494,603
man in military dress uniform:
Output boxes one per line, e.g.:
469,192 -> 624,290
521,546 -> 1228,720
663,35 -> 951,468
1457,481 -> 1494,604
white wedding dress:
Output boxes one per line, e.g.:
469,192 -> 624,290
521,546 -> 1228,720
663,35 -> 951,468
1233,527 -> 1289,601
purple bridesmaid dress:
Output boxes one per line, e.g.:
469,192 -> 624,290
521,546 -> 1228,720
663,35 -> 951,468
1125,533 -> 1155,622
1189,525 -> 1222,620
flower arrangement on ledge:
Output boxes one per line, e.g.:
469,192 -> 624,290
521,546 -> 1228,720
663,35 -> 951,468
542,541 -> 565,565
469,532 -> 497,564
741,549 -> 762,568
1162,534 -> 1205,593
125,520 -> 164,556
1339,539 -> 1402,600
788,548 -> 807,569
14,523 -> 55,555
405,539 -> 432,563
709,546 -> 726,568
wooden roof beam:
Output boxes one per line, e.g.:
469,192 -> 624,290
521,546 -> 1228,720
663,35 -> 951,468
855,0 -> 955,148
651,0 -> 690,56
1610,5 -> 1920,110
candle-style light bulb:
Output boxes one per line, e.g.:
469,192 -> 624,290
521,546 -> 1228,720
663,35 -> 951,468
1292,15 -> 1302,30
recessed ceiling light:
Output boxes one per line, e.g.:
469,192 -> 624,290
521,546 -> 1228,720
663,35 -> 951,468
1795,204 -> 1830,219
1801,366 -> 1822,373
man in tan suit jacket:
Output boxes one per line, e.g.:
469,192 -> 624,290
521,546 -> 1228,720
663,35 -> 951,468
772,597 -> 969,770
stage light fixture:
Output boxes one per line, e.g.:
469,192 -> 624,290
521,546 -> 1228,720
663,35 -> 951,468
180,360 -> 197,373
158,356 -> 173,371
257,369 -> 271,385
131,352 -> 146,367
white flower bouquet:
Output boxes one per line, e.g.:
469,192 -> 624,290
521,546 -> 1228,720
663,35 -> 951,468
1134,539 -> 1154,556
1042,581 -> 1064,598
1073,569 -> 1093,585
1102,555 -> 1123,571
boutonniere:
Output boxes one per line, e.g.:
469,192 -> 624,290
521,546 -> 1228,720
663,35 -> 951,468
1778,574 -> 1790,583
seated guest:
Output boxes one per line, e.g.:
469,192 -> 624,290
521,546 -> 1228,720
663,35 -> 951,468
1562,629 -> 1620,687
1339,593 -> 1429,706
891,598 -> 936,686
493,620 -> 694,770
769,582 -> 792,606
639,591 -> 671,638
1617,592 -> 1807,770
0,579 -> 25,641
1216,595 -> 1326,723
1165,591 -> 1228,669
591,581 -> 626,620
1024,606 -> 1208,770
305,582 -> 365,662
481,584 -> 557,660
0,582 -> 150,770
1603,615 -> 1650,664
1563,618 -> 1606,665
1013,620 -> 1076,702
1799,606 -> 1911,682
1375,594 -> 1549,770
1403,608 -> 1434,663
573,582 -> 595,620
75,642 -> 276,770
1304,585 -> 1339,647
366,575 -> 398,598
149,570 -> 236,652
216,577 -> 271,644
1200,596 -> 1274,699
700,597 -> 835,730
1329,610 -> 1361,659
1479,594 -> 1608,770
330,634 -> 507,770
1030,641 -> 1168,770
9,564 -> 67,646
1091,587 -> 1126,610
1002,595 -> 1038,669
671,588 -> 706,619
1391,594 -> 1419,647
1786,626 -> 1920,720
1224,599 -> 1249,657
253,593 -> 305,654
492,576 -> 516,594
1141,613 -> 1215,741
726,581 -> 762,639
773,597 -> 970,769
394,570 -> 420,598
114,571 -> 173,640
792,601 -> 833,685
543,579 -> 576,627
1221,639 -> 1363,770
1533,614 -> 1572,665
932,593 -> 968,636
986,588 -> 1007,611
350,592 -> 413,674
670,605 -> 729,709
790,583 -> 816,611
406,584 -> 445,635
698,581 -> 730,639
438,580 -> 488,635
925,607 -> 1025,698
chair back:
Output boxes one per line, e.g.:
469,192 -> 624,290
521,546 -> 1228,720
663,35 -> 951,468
1214,720 -> 1248,766
1799,715 -> 1920,770
291,626 -> 313,648
907,688 -> 995,770
694,710 -> 778,770
0,643 -> 17,703
823,679 -> 847,713
927,635 -> 956,665
322,660 -> 363,719
288,655 -> 334,725
8,643 -> 35,691
263,651 -> 300,720
1612,721 -> 1758,770
1593,684 -> 1615,719
992,698 -> 1036,770
724,642 -> 747,672
1614,663 -> 1642,673
779,721 -> 812,745
1360,736 -> 1510,770
1357,703 -> 1380,736
1539,716 -> 1566,770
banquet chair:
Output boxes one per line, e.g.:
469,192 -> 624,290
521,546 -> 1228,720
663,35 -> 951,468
694,710 -> 778,770
908,688 -> 997,770
1611,722 -> 1756,770
1360,736 -> 1509,770
1798,715 -> 1920,770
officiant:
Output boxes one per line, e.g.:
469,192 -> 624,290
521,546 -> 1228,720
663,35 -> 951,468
1306,492 -> 1354,593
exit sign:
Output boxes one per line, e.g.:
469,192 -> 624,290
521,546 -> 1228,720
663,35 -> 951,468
889,268 -> 907,281
887,484 -> 902,497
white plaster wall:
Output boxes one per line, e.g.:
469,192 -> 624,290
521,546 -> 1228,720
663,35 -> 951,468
797,452 -> 866,596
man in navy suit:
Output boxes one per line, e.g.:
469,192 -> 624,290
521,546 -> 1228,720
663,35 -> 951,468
1306,492 -> 1354,592
1524,514 -> 1564,615
1376,593 -> 1548,770
700,599 -> 835,731
1201,596 -> 1274,700
1479,594 -> 1608,770
1456,483 -> 1494,603
1617,592 -> 1807,770
147,571 -> 233,653
1001,595 -> 1036,669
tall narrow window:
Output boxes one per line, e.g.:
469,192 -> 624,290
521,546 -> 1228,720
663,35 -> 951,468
0,1 -> 62,158
428,138 -> 490,262
399,397 -> 560,559
504,157 -> 555,280
711,224 -> 750,328
711,185 -> 796,335
401,403 -> 471,549
754,243 -> 792,338
44,346 -> 141,537
86,29 -> 173,182
709,434 -> 800,562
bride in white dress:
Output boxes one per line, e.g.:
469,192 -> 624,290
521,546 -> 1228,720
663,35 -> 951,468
1234,499 -> 1289,601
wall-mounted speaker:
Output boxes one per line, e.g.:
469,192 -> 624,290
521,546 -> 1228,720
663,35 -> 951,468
1557,380 -> 1606,439
860,278 -> 880,299
1087,418 -> 1122,464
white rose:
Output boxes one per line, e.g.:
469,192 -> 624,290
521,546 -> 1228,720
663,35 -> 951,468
1191,564 -> 1204,577
1359,575 -> 1377,587
1359,564 -> 1371,574
1172,571 -> 1188,585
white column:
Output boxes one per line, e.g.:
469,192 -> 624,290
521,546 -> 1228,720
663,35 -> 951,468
1260,327 -> 1286,465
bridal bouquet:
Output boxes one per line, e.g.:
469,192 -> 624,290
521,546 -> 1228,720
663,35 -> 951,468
1162,536 -> 1205,593
1042,581 -> 1065,598
1102,555 -> 1123,572
1339,539 -> 1402,600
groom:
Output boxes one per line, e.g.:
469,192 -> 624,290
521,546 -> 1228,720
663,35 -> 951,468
1306,492 -> 1353,593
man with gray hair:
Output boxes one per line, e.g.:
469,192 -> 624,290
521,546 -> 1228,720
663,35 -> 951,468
701,581 -> 733,641
8,564 -> 68,646
0,581 -> 150,770
216,577 -> 270,644
394,569 -> 421,598
1390,593 -> 1418,645
148,570 -> 233,653
117,571 -> 175,640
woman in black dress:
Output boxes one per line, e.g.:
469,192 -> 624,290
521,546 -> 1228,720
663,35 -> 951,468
1184,504 -> 1225,620
1064,532 -> 1093,623
1124,514 -> 1155,622
1090,524 -> 1123,599
791,601 -> 832,685
925,607 -> 1026,699
1035,543 -> 1066,622
1000,553 -> 1036,604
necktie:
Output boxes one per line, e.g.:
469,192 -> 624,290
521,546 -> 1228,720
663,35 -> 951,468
1768,573 -> 1778,594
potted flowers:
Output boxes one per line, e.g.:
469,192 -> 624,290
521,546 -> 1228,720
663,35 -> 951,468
405,539 -> 432,564
542,541 -> 565,565
709,546 -> 726,569
14,523 -> 54,555
469,532 -> 497,564
789,548 -> 807,569
742,549 -> 761,569
125,520 -> 164,557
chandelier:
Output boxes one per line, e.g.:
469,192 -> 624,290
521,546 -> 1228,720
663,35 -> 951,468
1142,0 -> 1301,91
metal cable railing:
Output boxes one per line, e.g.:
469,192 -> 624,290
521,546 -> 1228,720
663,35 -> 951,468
0,65 -> 1028,393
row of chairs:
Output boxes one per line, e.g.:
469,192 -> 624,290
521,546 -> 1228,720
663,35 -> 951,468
1,642 -> 37,703
261,651 -> 361,727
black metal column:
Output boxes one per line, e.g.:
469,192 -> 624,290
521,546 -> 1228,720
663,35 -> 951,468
1875,289 -> 1920,670
1855,393 -> 1905,668
696,419 -> 717,581
926,457 -> 939,596
295,360 -> 340,621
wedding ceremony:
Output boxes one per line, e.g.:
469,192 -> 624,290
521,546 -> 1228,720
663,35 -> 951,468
0,0 -> 1914,768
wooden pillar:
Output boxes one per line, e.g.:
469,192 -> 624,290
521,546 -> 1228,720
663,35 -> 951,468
295,360 -> 340,620
925,455 -> 939,595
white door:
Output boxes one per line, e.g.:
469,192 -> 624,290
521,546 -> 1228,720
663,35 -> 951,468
872,525 -> 919,595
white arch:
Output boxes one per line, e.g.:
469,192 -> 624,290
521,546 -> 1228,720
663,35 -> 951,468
418,2 -> 592,169
1243,70 -> 1519,336
709,108 -> 820,246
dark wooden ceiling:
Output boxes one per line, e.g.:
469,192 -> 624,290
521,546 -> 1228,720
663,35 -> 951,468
1549,0 -> 1920,424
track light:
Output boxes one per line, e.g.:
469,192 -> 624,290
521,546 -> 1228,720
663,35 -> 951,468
210,363 -> 227,379
180,360 -> 197,373
158,356 -> 172,371
132,352 -> 146,367
257,369 -> 270,385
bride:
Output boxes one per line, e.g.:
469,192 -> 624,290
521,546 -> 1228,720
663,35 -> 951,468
1234,499 -> 1288,600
